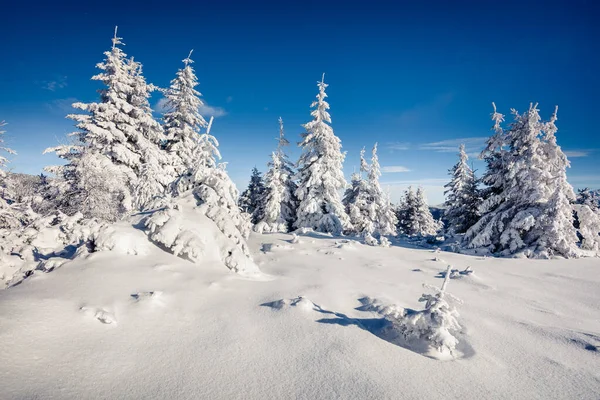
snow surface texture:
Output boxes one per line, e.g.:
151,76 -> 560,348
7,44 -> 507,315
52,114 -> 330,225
1,231 -> 599,399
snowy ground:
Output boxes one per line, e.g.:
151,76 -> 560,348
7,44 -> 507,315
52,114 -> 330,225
1,229 -> 599,399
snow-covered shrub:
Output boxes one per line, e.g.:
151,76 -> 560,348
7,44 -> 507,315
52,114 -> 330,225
143,194 -> 258,274
393,266 -> 462,355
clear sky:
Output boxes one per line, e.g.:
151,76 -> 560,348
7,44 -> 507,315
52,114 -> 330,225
1,0 -> 598,204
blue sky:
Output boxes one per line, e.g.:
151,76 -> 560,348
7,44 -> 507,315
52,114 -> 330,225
1,0 -> 598,204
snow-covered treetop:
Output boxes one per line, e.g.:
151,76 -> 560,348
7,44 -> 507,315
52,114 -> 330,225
360,147 -> 369,174
163,49 -> 215,173
368,142 -> 381,184
0,121 -> 16,178
310,73 -> 331,124
277,117 -> 290,154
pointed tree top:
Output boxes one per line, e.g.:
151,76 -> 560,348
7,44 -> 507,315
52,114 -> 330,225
183,49 -> 194,66
317,73 -> 328,92
112,26 -> 123,49
551,105 -> 559,123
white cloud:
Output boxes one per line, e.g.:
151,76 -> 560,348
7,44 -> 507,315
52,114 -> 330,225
386,142 -> 410,151
564,150 -> 589,158
199,104 -> 227,118
381,165 -> 411,173
419,137 -> 488,153
42,76 -> 68,91
154,98 -> 227,118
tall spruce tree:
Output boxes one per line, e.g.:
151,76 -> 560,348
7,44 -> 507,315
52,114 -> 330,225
162,50 -> 208,177
294,74 -> 349,234
46,27 -> 168,219
444,144 -> 481,233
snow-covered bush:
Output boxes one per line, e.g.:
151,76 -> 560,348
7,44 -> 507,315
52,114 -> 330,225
395,266 -> 462,354
143,193 -> 257,274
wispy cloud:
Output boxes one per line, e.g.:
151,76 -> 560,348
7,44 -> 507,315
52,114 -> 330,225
382,165 -> 411,173
564,150 -> 591,158
386,142 -> 410,151
41,76 -> 68,91
45,97 -> 78,113
154,98 -> 227,118
419,137 -> 488,154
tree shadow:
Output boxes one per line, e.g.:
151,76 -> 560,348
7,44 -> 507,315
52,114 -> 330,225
312,299 -> 475,360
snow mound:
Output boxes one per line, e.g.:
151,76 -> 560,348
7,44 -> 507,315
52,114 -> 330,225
143,194 -> 259,275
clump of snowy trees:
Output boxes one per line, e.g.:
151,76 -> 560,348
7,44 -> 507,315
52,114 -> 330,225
445,103 -> 597,258
1,28 -> 258,276
396,186 -> 442,237
2,27 -> 598,274
342,144 -> 397,245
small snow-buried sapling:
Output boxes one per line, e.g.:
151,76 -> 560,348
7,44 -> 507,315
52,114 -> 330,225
396,265 -> 463,355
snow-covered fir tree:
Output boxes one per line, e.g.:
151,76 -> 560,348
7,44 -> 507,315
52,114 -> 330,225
0,121 -> 22,229
465,104 -> 580,258
239,167 -> 266,223
397,187 -> 440,237
162,50 -> 208,177
46,28 -> 169,220
576,204 -> 600,252
0,121 -> 15,199
254,118 -> 298,233
367,143 -> 397,236
444,144 -> 481,234
342,148 -> 375,236
294,74 -> 349,234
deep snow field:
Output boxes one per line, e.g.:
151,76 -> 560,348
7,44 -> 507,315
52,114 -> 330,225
1,228 -> 599,399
